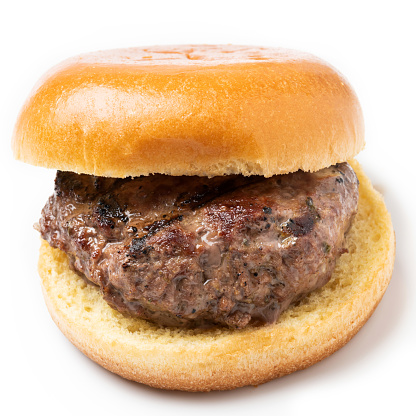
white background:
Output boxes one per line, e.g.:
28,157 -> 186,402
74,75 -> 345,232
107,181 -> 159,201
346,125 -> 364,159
1,1 -> 415,415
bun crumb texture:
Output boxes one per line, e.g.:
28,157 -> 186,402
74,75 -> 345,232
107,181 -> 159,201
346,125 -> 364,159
38,160 -> 394,391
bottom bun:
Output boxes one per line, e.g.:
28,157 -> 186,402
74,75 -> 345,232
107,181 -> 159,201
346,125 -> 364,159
38,160 -> 395,391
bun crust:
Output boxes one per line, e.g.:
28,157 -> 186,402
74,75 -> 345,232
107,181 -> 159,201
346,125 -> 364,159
13,45 -> 364,177
38,160 -> 394,391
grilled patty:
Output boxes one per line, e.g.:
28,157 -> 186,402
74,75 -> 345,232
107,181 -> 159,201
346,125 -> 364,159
38,163 -> 359,328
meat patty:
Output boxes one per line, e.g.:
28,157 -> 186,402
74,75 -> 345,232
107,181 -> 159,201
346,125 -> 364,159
38,163 -> 359,329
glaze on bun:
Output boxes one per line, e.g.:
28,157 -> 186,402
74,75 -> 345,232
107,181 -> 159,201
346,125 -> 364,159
13,45 -> 364,178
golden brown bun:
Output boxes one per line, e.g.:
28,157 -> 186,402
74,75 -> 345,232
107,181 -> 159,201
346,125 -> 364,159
38,160 -> 394,391
13,45 -> 364,177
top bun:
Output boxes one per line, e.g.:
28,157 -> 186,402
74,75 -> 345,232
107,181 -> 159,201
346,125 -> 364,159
12,45 -> 364,178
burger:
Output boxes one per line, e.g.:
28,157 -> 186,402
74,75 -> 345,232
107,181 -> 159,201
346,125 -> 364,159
12,45 -> 395,391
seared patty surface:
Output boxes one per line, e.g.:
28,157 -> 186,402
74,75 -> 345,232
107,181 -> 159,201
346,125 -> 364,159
39,163 -> 359,328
